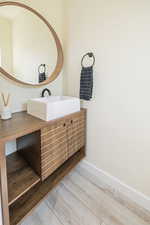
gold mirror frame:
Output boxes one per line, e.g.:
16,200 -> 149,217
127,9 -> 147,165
0,1 -> 63,87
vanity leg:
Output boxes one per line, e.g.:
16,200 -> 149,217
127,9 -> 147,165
0,142 -> 10,225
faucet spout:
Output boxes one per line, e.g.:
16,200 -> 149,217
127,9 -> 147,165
41,88 -> 51,97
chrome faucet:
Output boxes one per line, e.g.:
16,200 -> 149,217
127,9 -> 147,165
41,88 -> 51,97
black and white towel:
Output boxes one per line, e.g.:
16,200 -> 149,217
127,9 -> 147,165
80,66 -> 93,101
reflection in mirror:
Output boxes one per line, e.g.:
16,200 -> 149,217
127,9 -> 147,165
0,6 -> 57,84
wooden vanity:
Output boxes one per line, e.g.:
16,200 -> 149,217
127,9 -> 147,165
0,109 -> 86,225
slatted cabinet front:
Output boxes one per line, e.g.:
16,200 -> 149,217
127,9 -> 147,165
41,119 -> 68,180
67,112 -> 86,158
41,110 -> 86,181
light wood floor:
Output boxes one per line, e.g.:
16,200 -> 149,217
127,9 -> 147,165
21,165 -> 150,225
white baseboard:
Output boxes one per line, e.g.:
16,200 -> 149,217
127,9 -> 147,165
77,159 -> 150,212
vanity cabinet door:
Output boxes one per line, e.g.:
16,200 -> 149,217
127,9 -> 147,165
67,111 -> 86,159
41,119 -> 68,180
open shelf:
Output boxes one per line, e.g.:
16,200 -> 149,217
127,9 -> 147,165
7,152 -> 40,206
9,149 -> 85,225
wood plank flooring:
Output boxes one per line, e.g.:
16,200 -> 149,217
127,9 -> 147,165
21,165 -> 150,225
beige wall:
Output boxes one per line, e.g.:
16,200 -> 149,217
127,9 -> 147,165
64,0 -> 150,197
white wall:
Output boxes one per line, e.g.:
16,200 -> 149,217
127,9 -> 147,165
64,0 -> 150,197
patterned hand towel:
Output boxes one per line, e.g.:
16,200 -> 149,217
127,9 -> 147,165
80,66 -> 93,101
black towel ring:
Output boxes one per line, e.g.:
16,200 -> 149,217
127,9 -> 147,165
81,52 -> 95,67
38,64 -> 46,73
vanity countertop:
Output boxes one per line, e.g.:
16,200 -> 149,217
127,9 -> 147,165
0,109 -> 86,142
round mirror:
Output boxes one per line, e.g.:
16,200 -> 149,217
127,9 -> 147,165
0,2 -> 63,86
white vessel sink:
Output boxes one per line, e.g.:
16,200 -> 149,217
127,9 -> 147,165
27,96 -> 80,121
